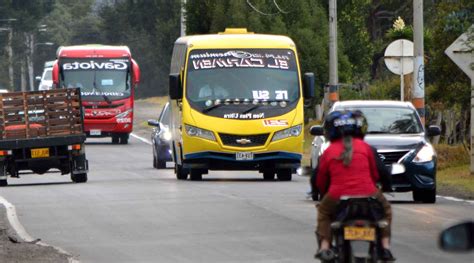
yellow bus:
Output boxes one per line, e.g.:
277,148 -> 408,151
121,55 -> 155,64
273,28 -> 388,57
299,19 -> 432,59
167,28 -> 314,181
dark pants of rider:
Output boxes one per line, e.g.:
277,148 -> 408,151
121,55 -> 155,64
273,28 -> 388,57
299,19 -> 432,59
316,190 -> 392,241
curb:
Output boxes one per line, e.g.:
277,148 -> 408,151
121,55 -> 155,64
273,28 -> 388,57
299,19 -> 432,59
0,195 -> 80,263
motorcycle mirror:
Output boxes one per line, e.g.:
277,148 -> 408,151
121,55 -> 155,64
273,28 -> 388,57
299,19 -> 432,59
439,221 -> 474,252
390,163 -> 405,175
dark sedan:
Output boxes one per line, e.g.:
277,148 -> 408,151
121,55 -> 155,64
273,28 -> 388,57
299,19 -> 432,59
148,102 -> 173,169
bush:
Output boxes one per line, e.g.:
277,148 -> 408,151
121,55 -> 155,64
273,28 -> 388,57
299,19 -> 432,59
434,144 -> 469,170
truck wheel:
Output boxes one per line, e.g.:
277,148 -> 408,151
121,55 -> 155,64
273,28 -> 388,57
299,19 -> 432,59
0,179 -> 7,187
277,169 -> 292,181
413,188 -> 436,203
263,171 -> 274,181
112,135 -> 119,144
190,170 -> 203,181
120,134 -> 129,144
71,173 -> 88,183
176,164 -> 188,180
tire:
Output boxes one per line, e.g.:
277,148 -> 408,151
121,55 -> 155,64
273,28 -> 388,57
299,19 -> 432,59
190,170 -> 203,181
31,167 -> 49,174
120,134 -> 129,144
263,171 -> 274,181
112,135 -> 119,144
176,164 -> 188,180
152,148 -> 158,168
157,160 -> 166,169
413,188 -> 436,203
0,179 -> 7,187
276,169 -> 292,181
71,173 -> 88,183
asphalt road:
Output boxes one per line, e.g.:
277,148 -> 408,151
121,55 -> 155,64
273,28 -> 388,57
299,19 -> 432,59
0,136 -> 473,263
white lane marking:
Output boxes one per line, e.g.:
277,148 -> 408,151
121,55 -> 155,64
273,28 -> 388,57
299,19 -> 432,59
0,195 -> 80,263
130,133 -> 152,145
437,195 -> 474,204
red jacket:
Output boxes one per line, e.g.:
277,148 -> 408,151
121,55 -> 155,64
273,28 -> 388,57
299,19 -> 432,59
315,137 -> 379,199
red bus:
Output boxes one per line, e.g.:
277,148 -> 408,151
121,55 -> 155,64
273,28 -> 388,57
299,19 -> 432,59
52,45 -> 140,144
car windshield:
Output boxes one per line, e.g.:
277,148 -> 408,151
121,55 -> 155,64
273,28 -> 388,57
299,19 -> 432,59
343,107 -> 423,134
186,49 -> 299,108
43,69 -> 52,81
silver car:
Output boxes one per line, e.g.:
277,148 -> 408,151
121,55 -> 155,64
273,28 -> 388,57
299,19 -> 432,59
310,100 -> 441,203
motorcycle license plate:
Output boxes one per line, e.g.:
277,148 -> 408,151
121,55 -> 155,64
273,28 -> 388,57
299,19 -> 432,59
236,152 -> 254,160
344,226 -> 375,241
31,148 -> 49,158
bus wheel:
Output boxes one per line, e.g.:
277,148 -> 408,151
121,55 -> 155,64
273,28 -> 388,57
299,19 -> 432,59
190,169 -> 203,181
176,164 -> 188,180
120,134 -> 129,144
263,171 -> 275,181
277,169 -> 292,181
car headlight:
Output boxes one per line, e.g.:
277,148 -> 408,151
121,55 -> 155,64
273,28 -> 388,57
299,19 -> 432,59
116,109 -> 132,119
271,124 -> 302,141
413,144 -> 435,163
185,124 -> 216,141
162,130 -> 172,141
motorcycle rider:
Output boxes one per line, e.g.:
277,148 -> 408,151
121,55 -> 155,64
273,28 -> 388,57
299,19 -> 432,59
314,110 -> 395,261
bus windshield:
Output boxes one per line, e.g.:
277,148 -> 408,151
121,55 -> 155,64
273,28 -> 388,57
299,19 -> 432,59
60,58 -> 131,101
186,49 -> 299,116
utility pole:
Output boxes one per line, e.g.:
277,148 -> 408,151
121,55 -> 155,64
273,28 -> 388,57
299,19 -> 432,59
327,0 -> 338,112
412,0 -> 425,124
0,18 -> 16,90
180,0 -> 186,37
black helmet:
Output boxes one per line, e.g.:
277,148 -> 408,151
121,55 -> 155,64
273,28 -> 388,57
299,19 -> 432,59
323,110 -> 344,141
352,110 -> 368,138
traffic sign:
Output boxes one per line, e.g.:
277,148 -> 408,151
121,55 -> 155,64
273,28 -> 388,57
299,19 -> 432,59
384,39 -> 414,75
445,26 -> 473,79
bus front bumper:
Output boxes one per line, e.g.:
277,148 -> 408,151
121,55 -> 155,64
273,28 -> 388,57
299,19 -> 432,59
183,151 -> 301,171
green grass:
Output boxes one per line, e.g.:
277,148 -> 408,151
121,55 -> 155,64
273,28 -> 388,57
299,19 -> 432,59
437,164 -> 474,199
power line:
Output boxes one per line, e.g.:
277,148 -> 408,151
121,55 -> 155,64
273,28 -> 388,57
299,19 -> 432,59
273,0 -> 290,14
246,0 -> 278,16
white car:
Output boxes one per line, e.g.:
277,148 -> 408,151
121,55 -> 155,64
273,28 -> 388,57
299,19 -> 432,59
36,67 -> 53,91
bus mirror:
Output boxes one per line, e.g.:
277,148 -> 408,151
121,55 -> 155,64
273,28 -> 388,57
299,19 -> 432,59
169,73 -> 182,100
132,59 -> 140,85
303,72 -> 315,98
52,63 -> 59,86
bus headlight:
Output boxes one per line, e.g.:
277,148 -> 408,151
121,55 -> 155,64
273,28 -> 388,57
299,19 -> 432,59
413,144 -> 435,163
116,109 -> 132,119
271,124 -> 302,141
185,124 -> 216,141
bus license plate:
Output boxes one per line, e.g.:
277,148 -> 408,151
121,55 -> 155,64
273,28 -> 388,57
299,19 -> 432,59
90,129 -> 101,136
31,148 -> 49,158
236,152 -> 254,161
344,226 -> 375,241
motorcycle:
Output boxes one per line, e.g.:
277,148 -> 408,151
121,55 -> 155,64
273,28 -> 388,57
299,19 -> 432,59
318,163 -> 404,263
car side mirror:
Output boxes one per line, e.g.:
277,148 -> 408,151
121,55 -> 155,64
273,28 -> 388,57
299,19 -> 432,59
439,221 -> 474,252
303,72 -> 315,99
169,73 -> 182,100
310,125 -> 324,136
147,119 -> 161,131
35,76 -> 41,82
427,125 -> 441,137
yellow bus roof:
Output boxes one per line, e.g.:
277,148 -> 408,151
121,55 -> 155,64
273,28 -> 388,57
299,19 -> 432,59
175,28 -> 296,49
